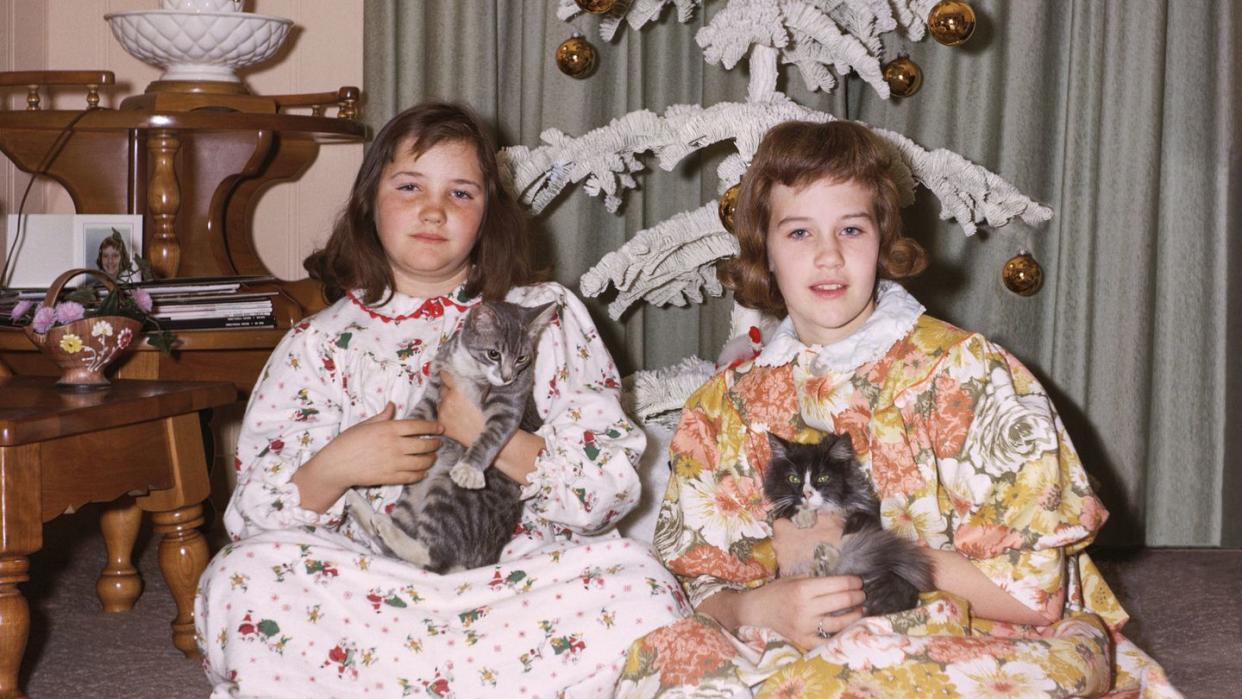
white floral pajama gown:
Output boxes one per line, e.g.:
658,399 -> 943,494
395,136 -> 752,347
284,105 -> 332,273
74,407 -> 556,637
195,282 -> 690,698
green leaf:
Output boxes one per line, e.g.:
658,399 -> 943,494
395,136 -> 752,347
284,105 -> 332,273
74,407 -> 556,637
64,286 -> 99,306
145,330 -> 177,355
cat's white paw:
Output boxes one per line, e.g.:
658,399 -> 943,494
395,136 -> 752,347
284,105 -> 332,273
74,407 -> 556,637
450,462 -> 486,489
373,518 -> 432,568
344,490 -> 377,533
792,507 -> 819,529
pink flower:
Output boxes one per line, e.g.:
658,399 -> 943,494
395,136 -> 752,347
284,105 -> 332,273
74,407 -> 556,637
54,301 -> 85,324
117,327 -> 133,349
31,305 -> 56,333
9,299 -> 32,321
132,288 -> 153,313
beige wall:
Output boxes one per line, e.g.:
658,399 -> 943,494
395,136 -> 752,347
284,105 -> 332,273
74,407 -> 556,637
0,0 -> 365,280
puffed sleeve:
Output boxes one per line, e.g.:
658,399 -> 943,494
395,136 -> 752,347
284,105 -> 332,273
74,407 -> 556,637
927,334 -> 1109,621
223,322 -> 349,540
516,284 -> 647,534
654,375 -> 775,608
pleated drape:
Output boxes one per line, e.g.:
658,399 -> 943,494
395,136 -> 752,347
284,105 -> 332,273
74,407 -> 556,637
363,1 -> 1240,546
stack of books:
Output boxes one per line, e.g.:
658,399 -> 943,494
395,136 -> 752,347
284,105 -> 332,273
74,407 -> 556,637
2,275 -> 291,331
139,275 -> 280,331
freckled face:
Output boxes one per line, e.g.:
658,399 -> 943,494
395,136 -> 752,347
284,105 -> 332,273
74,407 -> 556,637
374,139 -> 486,297
766,177 -> 882,346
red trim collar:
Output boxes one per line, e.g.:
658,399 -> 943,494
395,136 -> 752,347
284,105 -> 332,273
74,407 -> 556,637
346,290 -> 473,323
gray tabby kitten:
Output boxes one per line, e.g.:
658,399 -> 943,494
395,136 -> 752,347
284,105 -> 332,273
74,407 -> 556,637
345,300 -> 557,573
763,432 -> 934,616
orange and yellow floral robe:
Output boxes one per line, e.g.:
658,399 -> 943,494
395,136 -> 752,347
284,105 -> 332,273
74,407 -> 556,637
617,282 -> 1178,697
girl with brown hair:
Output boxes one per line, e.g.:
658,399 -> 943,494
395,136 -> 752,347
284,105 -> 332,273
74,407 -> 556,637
195,102 -> 688,697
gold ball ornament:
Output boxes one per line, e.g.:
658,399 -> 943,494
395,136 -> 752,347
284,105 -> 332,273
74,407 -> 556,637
1002,251 -> 1044,296
556,36 -> 598,79
882,56 -> 923,97
718,183 -> 741,233
928,0 -> 976,46
575,0 -> 619,13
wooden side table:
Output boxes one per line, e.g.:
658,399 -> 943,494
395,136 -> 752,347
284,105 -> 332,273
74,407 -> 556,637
0,376 -> 235,699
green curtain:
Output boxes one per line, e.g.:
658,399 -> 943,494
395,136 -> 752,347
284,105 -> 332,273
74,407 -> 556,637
362,0 -> 1240,547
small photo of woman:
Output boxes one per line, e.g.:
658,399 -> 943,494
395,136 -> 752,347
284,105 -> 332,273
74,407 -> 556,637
81,225 -> 138,281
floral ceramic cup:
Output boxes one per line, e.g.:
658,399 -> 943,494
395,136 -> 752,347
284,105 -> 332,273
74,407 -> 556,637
23,269 -> 144,390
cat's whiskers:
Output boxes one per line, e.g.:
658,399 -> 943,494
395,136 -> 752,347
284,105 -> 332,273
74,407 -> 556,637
767,494 -> 801,518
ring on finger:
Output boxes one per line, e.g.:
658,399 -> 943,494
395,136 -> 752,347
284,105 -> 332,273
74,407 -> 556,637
816,618 -> 829,639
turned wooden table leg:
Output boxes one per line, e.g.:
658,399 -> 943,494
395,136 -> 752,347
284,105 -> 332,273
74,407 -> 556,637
97,498 -> 143,612
0,557 -> 30,699
0,443 -> 40,699
150,504 -> 207,658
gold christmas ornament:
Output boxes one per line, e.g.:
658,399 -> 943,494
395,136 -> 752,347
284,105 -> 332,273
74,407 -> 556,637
718,183 -> 741,233
1002,251 -> 1043,296
575,0 -> 620,13
882,56 -> 923,97
556,36 -> 598,79
928,0 -> 976,46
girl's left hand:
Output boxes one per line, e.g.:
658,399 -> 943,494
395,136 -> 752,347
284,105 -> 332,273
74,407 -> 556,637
772,514 -> 846,576
436,371 -> 483,445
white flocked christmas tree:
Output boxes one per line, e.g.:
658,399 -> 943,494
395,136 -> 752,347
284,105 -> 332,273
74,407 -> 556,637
500,0 -> 1052,429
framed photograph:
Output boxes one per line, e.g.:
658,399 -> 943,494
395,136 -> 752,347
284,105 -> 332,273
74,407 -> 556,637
1,214 -> 77,288
74,215 -> 144,281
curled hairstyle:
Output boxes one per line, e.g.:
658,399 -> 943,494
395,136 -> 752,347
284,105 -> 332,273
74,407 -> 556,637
96,232 -> 131,276
718,120 -> 927,316
305,102 -> 536,304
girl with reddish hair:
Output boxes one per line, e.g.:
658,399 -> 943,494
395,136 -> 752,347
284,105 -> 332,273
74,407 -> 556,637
617,120 -> 1176,697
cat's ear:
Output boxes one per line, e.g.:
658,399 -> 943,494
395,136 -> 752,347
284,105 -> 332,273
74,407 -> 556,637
527,302 -> 558,338
766,432 -> 791,461
828,433 -> 856,461
468,302 -> 500,331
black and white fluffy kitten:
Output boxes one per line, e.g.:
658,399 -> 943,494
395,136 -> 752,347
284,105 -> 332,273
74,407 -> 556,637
764,432 -> 934,616
346,300 -> 556,573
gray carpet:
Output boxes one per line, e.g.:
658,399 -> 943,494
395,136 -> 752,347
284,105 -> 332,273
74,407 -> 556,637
23,505 -> 213,698
1092,547 -> 1242,697
20,506 -> 1241,698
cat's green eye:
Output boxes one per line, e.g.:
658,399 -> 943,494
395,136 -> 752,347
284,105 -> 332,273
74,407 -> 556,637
486,349 -> 501,361
517,354 -> 529,364
815,474 -> 831,485
787,473 -> 800,484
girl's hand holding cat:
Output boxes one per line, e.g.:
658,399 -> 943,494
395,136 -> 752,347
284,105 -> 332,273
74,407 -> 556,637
291,402 -> 443,513
698,574 -> 866,651
435,370 -> 545,485
436,371 -> 484,446
750,575 -> 866,649
772,513 -> 846,576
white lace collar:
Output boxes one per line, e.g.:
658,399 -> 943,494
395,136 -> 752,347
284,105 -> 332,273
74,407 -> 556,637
753,280 -> 925,375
